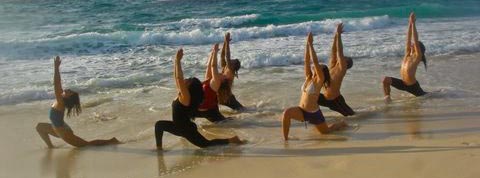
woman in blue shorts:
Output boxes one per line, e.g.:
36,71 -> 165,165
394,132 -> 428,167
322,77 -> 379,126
36,56 -> 120,148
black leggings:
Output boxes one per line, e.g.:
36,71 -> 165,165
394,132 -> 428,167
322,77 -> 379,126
155,121 -> 229,148
195,107 -> 227,123
318,94 -> 355,116
220,94 -> 244,111
390,77 -> 426,96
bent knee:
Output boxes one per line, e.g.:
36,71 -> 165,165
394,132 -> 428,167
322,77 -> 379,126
35,123 -> 42,131
282,107 -> 297,117
36,123 -> 49,132
68,141 -> 87,148
319,130 -> 330,134
155,121 -> 167,131
382,76 -> 392,85
155,121 -> 162,128
63,137 -> 88,147
318,126 -> 330,134
282,109 -> 290,118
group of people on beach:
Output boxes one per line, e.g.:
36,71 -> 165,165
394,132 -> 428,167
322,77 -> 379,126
36,12 -> 428,150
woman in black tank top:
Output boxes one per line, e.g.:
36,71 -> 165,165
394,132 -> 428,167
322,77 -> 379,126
154,48 -> 244,150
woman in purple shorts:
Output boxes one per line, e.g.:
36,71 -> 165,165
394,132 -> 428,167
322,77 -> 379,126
281,32 -> 348,141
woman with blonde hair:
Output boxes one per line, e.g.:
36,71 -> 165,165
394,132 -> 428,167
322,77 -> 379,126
281,33 -> 347,141
36,56 -> 120,148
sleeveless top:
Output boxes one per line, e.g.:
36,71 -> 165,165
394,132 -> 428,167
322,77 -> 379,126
49,108 -> 71,129
198,79 -> 218,110
172,99 -> 197,130
301,81 -> 316,95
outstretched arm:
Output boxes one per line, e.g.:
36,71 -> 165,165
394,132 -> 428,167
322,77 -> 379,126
222,33 -> 232,69
204,48 -> 213,80
405,12 -> 414,56
411,13 -> 423,63
223,32 -> 236,80
173,49 -> 190,106
53,56 -> 64,106
329,32 -> 338,68
336,23 -> 348,70
304,33 -> 312,78
221,34 -> 227,68
210,44 -> 222,91
308,33 -> 325,82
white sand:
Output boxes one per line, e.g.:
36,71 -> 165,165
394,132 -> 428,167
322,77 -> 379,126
1,53 -> 480,178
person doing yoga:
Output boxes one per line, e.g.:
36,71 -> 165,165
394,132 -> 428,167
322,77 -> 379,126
195,44 -> 229,122
154,48 -> 244,150
383,12 -> 427,103
36,56 -> 120,148
318,23 -> 355,116
281,33 -> 348,141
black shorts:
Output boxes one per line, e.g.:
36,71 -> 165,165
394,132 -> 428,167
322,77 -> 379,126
194,107 -> 227,123
318,94 -> 355,116
390,77 -> 426,96
219,94 -> 245,111
300,108 -> 325,125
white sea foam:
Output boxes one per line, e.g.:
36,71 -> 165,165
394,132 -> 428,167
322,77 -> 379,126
0,88 -> 53,105
1,16 -> 480,105
0,15 -> 393,60
138,14 -> 259,29
170,14 -> 259,29
2,15 -> 480,61
3,15 -> 480,62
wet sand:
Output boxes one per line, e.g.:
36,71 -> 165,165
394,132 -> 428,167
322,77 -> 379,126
1,53 -> 480,178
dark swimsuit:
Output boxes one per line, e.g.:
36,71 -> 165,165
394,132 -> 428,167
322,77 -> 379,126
154,99 -> 229,148
300,108 -> 326,127
49,108 -> 71,129
195,79 -> 227,123
220,94 -> 244,111
318,94 -> 355,116
390,77 -> 426,96
195,108 -> 227,123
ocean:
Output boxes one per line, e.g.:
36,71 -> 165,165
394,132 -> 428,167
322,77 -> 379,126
1,1 -> 480,177
1,0 -> 480,104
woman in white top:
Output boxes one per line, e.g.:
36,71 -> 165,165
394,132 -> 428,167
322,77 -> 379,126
281,32 -> 348,141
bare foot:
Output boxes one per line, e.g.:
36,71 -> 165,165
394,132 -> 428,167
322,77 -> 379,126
229,136 -> 246,145
110,137 -> 122,144
384,95 -> 392,104
340,120 -> 348,128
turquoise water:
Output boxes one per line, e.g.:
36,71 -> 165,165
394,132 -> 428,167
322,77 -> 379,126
1,0 -> 480,59
2,0 -> 480,34
0,0 -> 480,104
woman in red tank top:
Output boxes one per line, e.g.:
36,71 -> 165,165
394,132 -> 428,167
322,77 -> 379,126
195,44 -> 229,123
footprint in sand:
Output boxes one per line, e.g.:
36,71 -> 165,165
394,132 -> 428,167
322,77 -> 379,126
347,123 -> 360,132
461,142 -> 478,147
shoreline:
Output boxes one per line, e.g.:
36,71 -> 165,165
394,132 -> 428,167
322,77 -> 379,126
1,47 -> 480,178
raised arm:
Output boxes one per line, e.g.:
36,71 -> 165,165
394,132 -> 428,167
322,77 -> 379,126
304,33 -> 312,78
174,49 -> 190,106
221,35 -> 227,68
405,12 -> 414,56
335,23 -> 348,69
329,32 -> 338,68
222,32 -> 237,80
209,44 -> 222,91
221,33 -> 232,69
411,13 -> 423,63
53,56 -> 64,106
204,48 -> 213,80
308,33 -> 325,82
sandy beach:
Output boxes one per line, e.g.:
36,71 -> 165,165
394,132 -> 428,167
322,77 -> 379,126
2,1 -> 480,177
1,53 -> 480,178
